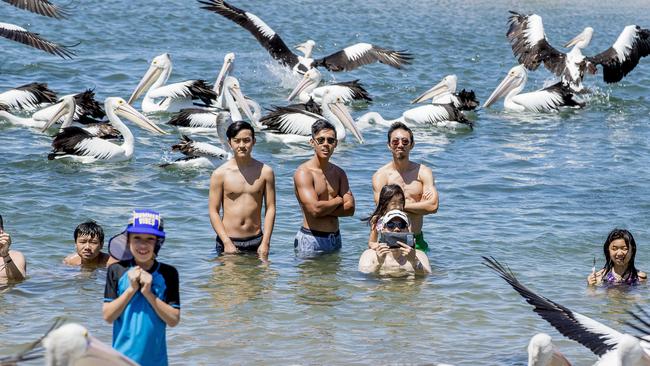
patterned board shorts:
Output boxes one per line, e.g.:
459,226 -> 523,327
294,227 -> 341,257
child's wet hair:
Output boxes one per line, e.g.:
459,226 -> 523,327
74,220 -> 105,244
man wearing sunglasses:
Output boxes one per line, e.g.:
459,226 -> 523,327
372,122 -> 439,252
293,120 -> 355,257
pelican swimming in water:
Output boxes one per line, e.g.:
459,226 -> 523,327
161,135 -> 231,169
356,103 -> 473,131
484,257 -> 650,366
287,68 -> 372,105
0,82 -> 58,111
483,65 -> 584,112
198,0 -> 412,75
507,11 -> 650,91
410,75 -> 479,111
39,95 -> 121,139
260,90 -> 363,144
46,97 -> 167,163
127,53 -> 217,113
527,333 -> 571,366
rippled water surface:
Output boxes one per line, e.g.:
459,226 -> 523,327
2,0 -> 650,364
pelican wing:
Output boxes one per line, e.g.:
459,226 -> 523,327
512,82 -> 583,112
260,106 -> 321,136
2,0 -> 68,19
323,80 -> 373,102
172,135 -> 228,159
587,25 -> 650,83
455,89 -> 479,111
73,90 -> 105,120
168,108 -> 223,128
48,127 -> 123,160
0,82 -> 57,110
198,0 -> 299,68
507,11 -> 566,76
484,257 -> 624,357
314,43 -> 412,72
148,80 -> 216,105
0,22 -> 74,58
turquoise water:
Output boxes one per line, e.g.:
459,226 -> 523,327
1,0 -> 650,364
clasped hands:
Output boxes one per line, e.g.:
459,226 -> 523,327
127,267 -> 153,295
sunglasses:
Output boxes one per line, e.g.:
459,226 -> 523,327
390,138 -> 411,146
385,220 -> 408,230
315,137 -> 338,145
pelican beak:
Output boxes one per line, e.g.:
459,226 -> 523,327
411,79 -> 450,104
550,349 -> 572,366
116,102 -> 168,135
329,101 -> 364,144
564,33 -> 584,48
86,336 -> 138,365
127,64 -> 164,105
287,73 -> 315,101
40,99 -> 74,132
228,85 -> 255,122
294,42 -> 307,52
213,56 -> 234,98
483,73 -> 517,108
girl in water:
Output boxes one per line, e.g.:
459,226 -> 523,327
363,184 -> 406,250
587,228 -> 647,286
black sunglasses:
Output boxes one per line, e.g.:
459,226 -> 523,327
315,137 -> 338,145
385,220 -> 407,230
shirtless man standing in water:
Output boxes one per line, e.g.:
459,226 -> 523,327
293,120 -> 355,256
209,121 -> 276,260
372,122 -> 438,251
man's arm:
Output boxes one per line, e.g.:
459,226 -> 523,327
371,170 -> 387,205
208,169 -> 237,253
259,167 -> 276,257
404,166 -> 438,215
0,231 -> 25,281
329,169 -> 355,217
294,169 -> 342,217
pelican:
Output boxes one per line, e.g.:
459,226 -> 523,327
198,0 -> 412,74
127,53 -> 217,113
161,135 -> 231,168
507,11 -> 650,91
0,82 -> 58,111
356,103 -> 473,130
484,257 -> 650,366
46,97 -> 167,163
410,75 -> 479,111
3,0 -> 69,19
483,65 -> 584,112
0,22 -> 75,58
287,68 -> 372,104
260,90 -> 363,144
40,95 -> 121,139
527,333 -> 571,366
0,320 -> 137,365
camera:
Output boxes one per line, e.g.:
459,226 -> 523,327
379,232 -> 415,248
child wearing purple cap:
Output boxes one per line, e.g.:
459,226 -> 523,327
102,209 -> 180,366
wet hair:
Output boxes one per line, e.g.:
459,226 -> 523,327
387,122 -> 414,145
362,184 -> 405,227
226,121 -> 255,141
602,228 -> 639,284
74,220 -> 105,244
311,119 -> 336,137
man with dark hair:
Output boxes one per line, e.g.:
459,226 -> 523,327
64,220 -> 113,267
209,121 -> 276,260
372,122 -> 438,251
293,119 -> 355,257
0,214 -> 26,283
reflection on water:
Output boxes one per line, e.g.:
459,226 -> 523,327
208,254 -> 278,309
291,253 -> 344,306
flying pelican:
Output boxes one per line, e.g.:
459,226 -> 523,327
0,22 -> 75,58
356,103 -> 473,130
507,11 -> 650,91
527,333 -> 571,366
198,0 -> 412,74
483,65 -> 584,112
0,320 -> 137,365
410,75 -> 479,111
46,97 -> 167,163
260,90 -> 363,144
287,68 -> 372,104
161,135 -> 231,168
484,256 -> 650,366
3,0 -> 69,19
127,53 -> 217,113
0,82 -> 58,111
39,95 -> 121,139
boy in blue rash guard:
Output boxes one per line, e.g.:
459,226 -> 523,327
103,209 -> 180,366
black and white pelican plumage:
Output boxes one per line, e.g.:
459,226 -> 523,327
47,97 -> 167,163
3,0 -> 69,19
161,135 -> 231,169
198,0 -> 412,75
0,82 -> 57,111
127,53 -> 217,114
287,68 -> 372,105
260,90 -> 363,144
507,11 -> 650,91
357,103 -> 473,131
484,257 -> 650,366
0,22 -> 75,58
410,75 -> 479,111
0,320 -> 137,366
527,333 -> 571,366
39,95 -> 121,140
483,65 -> 584,112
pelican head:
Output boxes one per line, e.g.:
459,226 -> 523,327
527,333 -> 571,366
564,27 -> 594,49
223,77 -> 255,122
322,91 -> 364,144
411,74 -> 458,104
287,68 -> 322,101
40,95 -> 76,132
483,65 -> 527,108
214,52 -> 235,97
295,40 -> 316,58
106,97 -> 168,135
127,53 -> 173,105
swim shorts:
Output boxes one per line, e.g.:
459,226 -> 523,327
414,232 -> 428,252
216,232 -> 263,253
294,227 -> 341,256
